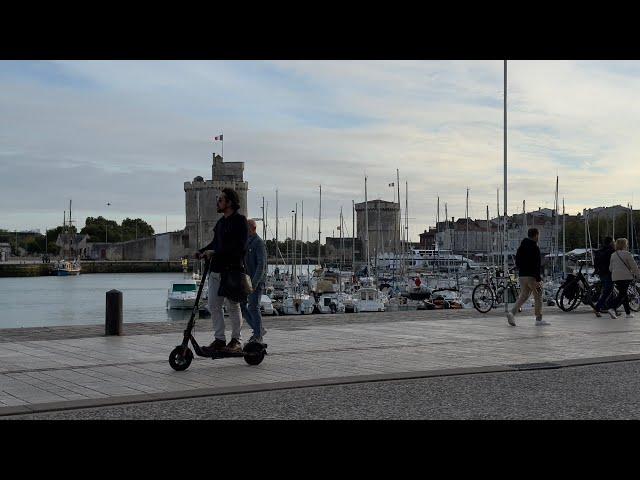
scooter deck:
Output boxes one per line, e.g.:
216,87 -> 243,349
202,344 -> 268,360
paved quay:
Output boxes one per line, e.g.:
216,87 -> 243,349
2,307 -> 640,417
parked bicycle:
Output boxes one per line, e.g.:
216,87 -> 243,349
472,266 -> 521,314
556,261 -> 640,313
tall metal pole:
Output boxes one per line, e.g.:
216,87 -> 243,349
503,59 -> 508,312
262,196 -> 266,240
301,200 -> 304,271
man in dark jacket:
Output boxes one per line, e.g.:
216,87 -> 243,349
241,219 -> 267,343
195,188 -> 248,354
507,228 -> 548,327
593,236 -> 616,317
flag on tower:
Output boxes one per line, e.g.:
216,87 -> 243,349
214,134 -> 223,141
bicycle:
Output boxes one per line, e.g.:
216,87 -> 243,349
472,267 -> 521,314
555,262 -> 602,312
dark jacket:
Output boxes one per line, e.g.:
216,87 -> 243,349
245,234 -> 267,288
199,211 -> 248,273
515,237 -> 542,281
594,244 -> 615,278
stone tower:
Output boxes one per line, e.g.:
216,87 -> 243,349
184,154 -> 249,250
354,199 -> 400,259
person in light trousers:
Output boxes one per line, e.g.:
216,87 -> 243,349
607,237 -> 639,319
195,188 -> 248,354
507,228 -> 549,327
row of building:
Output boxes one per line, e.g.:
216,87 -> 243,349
51,153 -> 636,262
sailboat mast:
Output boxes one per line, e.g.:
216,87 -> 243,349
486,205 -> 490,265
275,189 -> 279,267
318,185 -> 322,267
562,198 -> 566,275
465,188 -> 469,261
352,200 -> 355,273
365,176 -> 370,270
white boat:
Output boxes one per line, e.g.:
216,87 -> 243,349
260,294 -> 277,316
316,292 -> 346,314
353,287 -> 385,312
282,293 -> 315,315
167,279 -> 198,309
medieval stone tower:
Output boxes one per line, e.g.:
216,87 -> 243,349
184,154 -> 249,250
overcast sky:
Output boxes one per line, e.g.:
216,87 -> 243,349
2,60 -> 640,242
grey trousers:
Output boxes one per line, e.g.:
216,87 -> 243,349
208,272 -> 242,342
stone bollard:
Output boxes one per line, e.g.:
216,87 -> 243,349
105,289 -> 123,336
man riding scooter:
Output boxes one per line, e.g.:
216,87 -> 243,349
195,188 -> 248,354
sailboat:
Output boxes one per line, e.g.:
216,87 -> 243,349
53,200 -> 81,276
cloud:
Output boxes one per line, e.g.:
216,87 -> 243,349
2,60 -> 640,242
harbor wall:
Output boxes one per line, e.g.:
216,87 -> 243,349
0,261 -> 185,277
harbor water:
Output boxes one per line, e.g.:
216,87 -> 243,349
0,265 -> 320,329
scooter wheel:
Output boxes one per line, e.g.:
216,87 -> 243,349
169,346 -> 193,371
243,343 -> 265,366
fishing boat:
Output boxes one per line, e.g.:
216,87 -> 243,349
52,258 -> 81,276
353,287 -> 385,312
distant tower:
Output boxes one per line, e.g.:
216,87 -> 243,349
184,154 -> 249,250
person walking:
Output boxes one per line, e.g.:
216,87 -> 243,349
242,219 -> 267,343
507,228 -> 549,327
607,237 -> 639,319
593,236 -> 616,317
195,188 -> 248,354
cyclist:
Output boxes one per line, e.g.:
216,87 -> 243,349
507,228 -> 549,327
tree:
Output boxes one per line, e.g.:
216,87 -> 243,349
121,218 -> 154,241
81,216 -> 121,243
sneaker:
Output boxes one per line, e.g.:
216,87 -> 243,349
608,309 -> 618,319
506,312 -> 516,326
626,313 -> 635,319
225,338 -> 242,353
616,310 -> 622,317
202,338 -> 226,354
248,334 -> 263,344
535,319 -> 551,326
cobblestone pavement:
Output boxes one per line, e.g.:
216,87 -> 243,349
1,306 -> 639,416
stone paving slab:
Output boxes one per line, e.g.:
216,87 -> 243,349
2,307 -> 640,416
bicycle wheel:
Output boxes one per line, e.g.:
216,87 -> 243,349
628,283 -> 640,312
472,283 -> 495,313
556,286 -> 581,312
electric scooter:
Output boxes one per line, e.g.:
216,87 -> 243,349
169,258 -> 267,371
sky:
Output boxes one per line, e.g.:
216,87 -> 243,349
2,60 -> 640,243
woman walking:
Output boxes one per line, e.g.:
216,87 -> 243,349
608,238 -> 639,319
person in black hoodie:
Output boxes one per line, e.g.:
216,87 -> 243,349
507,228 -> 549,327
195,188 -> 248,354
593,236 -> 616,317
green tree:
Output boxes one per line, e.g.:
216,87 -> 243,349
121,218 -> 154,241
81,216 -> 121,243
